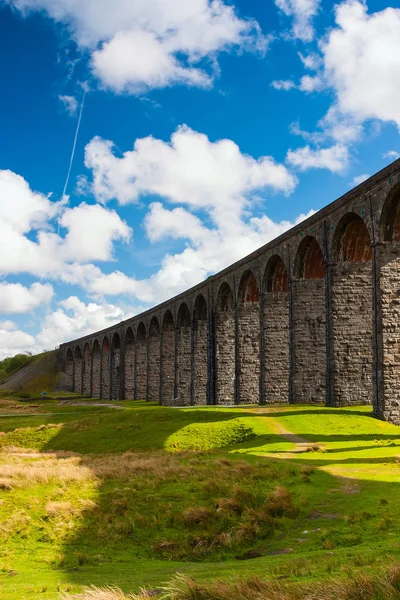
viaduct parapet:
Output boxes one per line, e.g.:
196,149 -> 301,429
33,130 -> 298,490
59,160 -> 400,424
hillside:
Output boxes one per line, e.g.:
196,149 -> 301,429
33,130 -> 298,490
0,351 -> 61,394
0,397 -> 399,599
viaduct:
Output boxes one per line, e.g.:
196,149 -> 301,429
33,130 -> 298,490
59,160 -> 400,424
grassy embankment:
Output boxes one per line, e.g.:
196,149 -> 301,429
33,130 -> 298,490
0,394 -> 399,599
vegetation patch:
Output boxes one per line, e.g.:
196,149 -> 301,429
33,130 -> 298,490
165,420 -> 255,451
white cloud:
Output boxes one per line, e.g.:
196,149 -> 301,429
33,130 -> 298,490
286,143 -> 349,172
321,1 -> 400,128
36,296 -> 135,349
275,0 -> 320,41
9,0 -> 267,93
0,325 -> 36,360
271,79 -> 296,91
383,150 -> 400,161
85,125 -> 297,213
0,170 -> 132,278
0,282 -> 54,314
59,94 -> 78,116
271,74 -> 323,93
352,173 -> 370,186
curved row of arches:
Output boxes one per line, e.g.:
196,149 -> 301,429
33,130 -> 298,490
63,187 -> 400,417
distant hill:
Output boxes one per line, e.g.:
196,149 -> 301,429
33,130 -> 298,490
0,350 -> 65,394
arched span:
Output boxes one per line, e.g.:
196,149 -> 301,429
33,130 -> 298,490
293,236 -> 326,404
73,346 -> 83,394
332,213 -> 372,263
380,183 -> 400,242
124,327 -> 135,400
92,339 -> 101,398
162,310 -> 174,331
101,336 -> 110,400
193,294 -> 208,405
149,316 -> 160,337
111,333 -> 121,400
263,256 -> 290,404
237,270 -> 260,404
264,255 -> 289,293
137,322 -> 146,341
330,213 -> 373,406
82,342 -> 91,396
294,236 -> 325,279
216,282 -> 234,312
135,322 -> 147,400
148,316 -> 161,402
193,294 -> 207,321
215,282 -> 235,403
65,348 -> 74,392
176,302 -> 191,404
161,310 -> 175,405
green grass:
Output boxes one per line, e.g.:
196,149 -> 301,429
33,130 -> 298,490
0,398 -> 400,599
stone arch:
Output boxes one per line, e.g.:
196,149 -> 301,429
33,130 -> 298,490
330,213 -> 373,406
73,346 -> 83,394
378,184 -> 400,419
92,340 -> 101,398
332,213 -> 372,263
161,310 -> 175,405
294,235 -> 325,280
124,327 -> 135,399
82,343 -> 91,396
135,322 -> 147,400
380,182 -> 400,242
215,282 -> 235,404
111,332 -> 121,400
237,270 -> 260,404
148,316 -> 161,402
101,336 -> 110,400
264,255 -> 289,293
193,294 -> 208,405
176,303 -> 192,405
65,348 -> 74,392
293,236 -> 326,404
263,256 -> 290,404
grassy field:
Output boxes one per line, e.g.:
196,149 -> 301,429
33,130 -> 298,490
0,396 -> 399,599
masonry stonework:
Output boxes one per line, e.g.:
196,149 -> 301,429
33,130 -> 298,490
60,161 -> 400,424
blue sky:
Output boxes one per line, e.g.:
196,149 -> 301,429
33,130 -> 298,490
0,0 -> 399,358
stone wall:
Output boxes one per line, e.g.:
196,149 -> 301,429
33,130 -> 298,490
331,263 -> 373,405
293,279 -> 326,404
263,293 -> 289,404
82,346 -> 91,395
111,347 -> 120,401
59,160 -> 400,424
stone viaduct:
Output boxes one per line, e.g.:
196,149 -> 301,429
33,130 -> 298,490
59,160 -> 400,424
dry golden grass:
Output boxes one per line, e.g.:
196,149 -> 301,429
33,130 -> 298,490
183,506 -> 214,526
63,585 -> 154,599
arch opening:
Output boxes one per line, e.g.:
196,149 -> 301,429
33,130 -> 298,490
333,214 -> 372,263
177,303 -> 191,328
215,282 -> 235,404
239,270 -> 259,304
295,236 -> 325,280
194,294 -> 207,321
111,333 -> 121,400
65,348 -> 74,392
73,346 -> 83,394
380,183 -> 400,242
217,282 -> 234,312
264,255 -> 289,293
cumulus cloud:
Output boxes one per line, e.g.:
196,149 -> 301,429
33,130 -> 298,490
352,173 -> 370,186
0,170 -> 132,277
286,143 -> 349,172
383,150 -> 400,161
321,1 -> 400,128
8,0 -> 268,92
275,0 -> 320,41
0,320 -> 36,360
85,125 -> 297,213
0,282 -> 54,314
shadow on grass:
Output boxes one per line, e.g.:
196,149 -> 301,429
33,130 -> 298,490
10,401 -> 400,593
